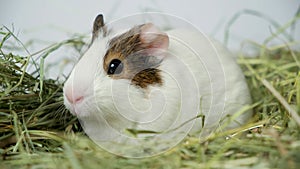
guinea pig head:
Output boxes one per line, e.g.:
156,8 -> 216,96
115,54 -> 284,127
63,14 -> 170,118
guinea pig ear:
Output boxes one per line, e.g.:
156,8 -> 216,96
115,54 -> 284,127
139,23 -> 169,51
92,14 -> 107,42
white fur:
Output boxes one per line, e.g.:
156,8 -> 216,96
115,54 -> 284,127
63,26 -> 252,143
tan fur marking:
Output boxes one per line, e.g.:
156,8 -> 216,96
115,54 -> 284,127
102,24 -> 164,88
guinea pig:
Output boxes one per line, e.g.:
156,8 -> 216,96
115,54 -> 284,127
63,14 -> 252,147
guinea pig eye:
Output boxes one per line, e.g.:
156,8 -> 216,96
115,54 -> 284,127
108,59 -> 123,75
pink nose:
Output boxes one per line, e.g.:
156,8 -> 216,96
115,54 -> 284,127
65,88 -> 84,104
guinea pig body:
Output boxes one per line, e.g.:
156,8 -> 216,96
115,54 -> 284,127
63,15 -> 252,142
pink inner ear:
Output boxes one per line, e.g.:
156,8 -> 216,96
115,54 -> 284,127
140,23 -> 169,50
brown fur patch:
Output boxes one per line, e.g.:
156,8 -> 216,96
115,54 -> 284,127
92,14 -> 107,42
132,68 -> 162,88
103,24 -> 163,88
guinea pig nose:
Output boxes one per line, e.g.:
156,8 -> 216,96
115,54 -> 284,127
65,89 -> 84,104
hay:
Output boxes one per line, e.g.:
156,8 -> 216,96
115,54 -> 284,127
0,16 -> 300,169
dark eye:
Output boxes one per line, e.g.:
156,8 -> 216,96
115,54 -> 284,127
108,59 -> 123,75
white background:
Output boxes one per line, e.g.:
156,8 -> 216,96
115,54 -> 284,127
0,0 -> 299,78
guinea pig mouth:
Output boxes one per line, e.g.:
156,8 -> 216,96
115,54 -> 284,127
63,96 -> 82,116
66,103 -> 84,117
63,99 -> 76,115
65,99 -> 93,118
63,88 -> 97,117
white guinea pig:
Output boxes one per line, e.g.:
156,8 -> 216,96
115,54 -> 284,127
63,14 -> 252,142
